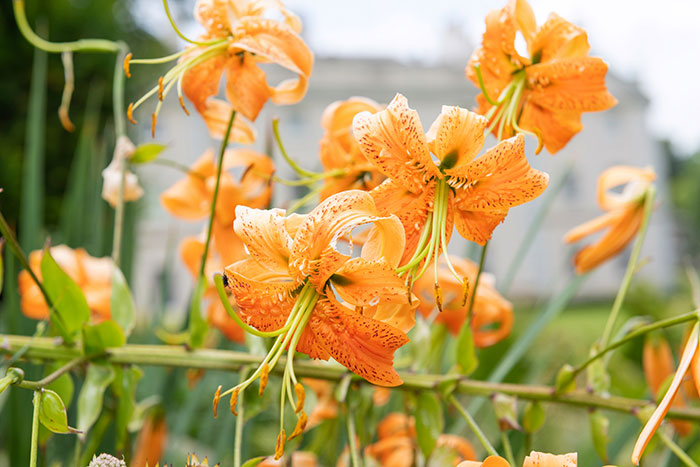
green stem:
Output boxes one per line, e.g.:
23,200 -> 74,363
656,430 -> 700,467
473,64 -> 500,106
234,366 -> 250,467
109,43 -> 129,267
501,161 -> 575,294
13,0 -> 120,53
572,310 -> 700,379
466,241 -> 488,321
449,394 -> 499,457
199,110 -> 237,278
346,402 -> 361,467
272,118 -> 320,178
5,335 -> 700,421
0,211 -> 53,309
150,158 -> 206,179
30,390 -> 41,467
287,183 -> 324,214
600,186 -> 656,346
17,357 -> 84,390
501,431 -> 516,467
113,44 -> 128,138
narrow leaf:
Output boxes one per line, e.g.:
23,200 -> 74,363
522,401 -> 545,434
0,239 -> 5,294
82,320 -> 125,357
456,324 -> 478,375
589,410 -> 610,463
111,264 -> 136,337
130,143 -> 166,164
40,248 -> 90,343
188,277 -> 209,348
77,364 -> 115,438
113,365 -> 143,450
38,389 -> 81,434
554,364 -> 577,395
415,392 -> 444,458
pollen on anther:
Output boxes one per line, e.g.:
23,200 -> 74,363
157,77 -> 164,101
123,52 -> 132,78
127,103 -> 137,125
151,113 -> 157,138
179,96 -> 191,116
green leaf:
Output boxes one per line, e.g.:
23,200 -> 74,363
130,143 -> 166,164
491,393 -> 521,431
82,320 -> 126,357
589,410 -> 610,463
111,264 -> 136,337
455,324 -> 478,376
112,365 -> 142,450
0,238 -> 5,294
414,392 -> 444,458
522,401 -> 545,434
40,247 -> 90,344
77,364 -> 115,439
241,457 -> 265,467
188,277 -> 209,348
38,389 -> 80,434
45,362 -> 74,410
586,344 -> 610,394
554,364 -> 577,395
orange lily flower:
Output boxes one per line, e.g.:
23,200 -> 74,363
221,190 -> 414,458
365,413 -> 476,466
415,257 -> 513,347
126,0 -> 313,142
18,245 -> 112,322
353,93 -> 548,289
161,148 -> 274,266
523,452 -> 577,467
564,166 -> 656,274
259,451 -> 317,467
633,322 -> 699,465
319,97 -> 386,200
466,0 -> 617,154
181,236 -> 245,343
642,335 -> 692,436
131,412 -> 168,467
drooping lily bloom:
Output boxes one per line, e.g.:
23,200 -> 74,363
101,136 -> 144,208
181,236 -> 245,343
318,97 -> 386,200
161,148 -> 274,266
221,190 -> 414,458
642,335 -> 692,436
633,323 -> 699,465
18,245 -> 112,321
353,93 -> 548,289
126,0 -> 313,142
364,413 -> 477,466
466,0 -> 617,154
564,166 -> 656,274
415,257 -> 513,347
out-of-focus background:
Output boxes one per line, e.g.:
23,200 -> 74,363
2,1 -> 700,465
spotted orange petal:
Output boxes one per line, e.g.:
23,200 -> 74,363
353,93 -> 440,194
449,135 -> 549,212
306,294 -> 409,387
425,105 -> 488,171
523,452 -> 577,467
224,259 -> 301,333
529,13 -> 590,63
224,53 -> 272,122
453,207 -> 507,246
519,102 -> 582,154
331,257 -> 408,307
233,206 -> 293,274
200,98 -> 257,144
363,301 -> 417,334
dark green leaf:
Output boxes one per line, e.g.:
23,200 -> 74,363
111,264 -> 135,337
113,365 -> 142,450
45,362 -> 74,410
130,143 -> 166,164
188,277 -> 209,348
38,389 -> 80,434
589,410 -> 610,463
82,320 -> 126,357
0,239 -> 4,294
414,392 -> 444,458
522,401 -> 545,434
456,324 -> 478,375
40,247 -> 90,344
77,364 -> 115,439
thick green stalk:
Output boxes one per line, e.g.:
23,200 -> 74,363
5,335 -> 700,421
29,390 -> 41,467
466,241 -> 488,320
600,187 -> 656,346
449,394 -> 499,457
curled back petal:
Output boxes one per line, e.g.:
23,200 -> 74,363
182,50 -> 226,113
233,206 -> 293,273
425,105 -> 488,171
453,207 -> 507,246
306,294 -> 409,387
448,135 -> 549,212
353,93 -> 440,193
563,210 -> 622,245
331,257 -> 408,307
529,12 -> 590,62
200,98 -> 257,144
597,165 -> 656,211
224,53 -> 272,122
526,57 -> 618,112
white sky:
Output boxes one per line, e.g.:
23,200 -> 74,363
139,0 -> 700,154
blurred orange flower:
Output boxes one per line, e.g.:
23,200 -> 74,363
18,245 -> 112,321
161,148 -> 274,266
353,93 -> 548,272
303,379 -> 338,429
564,166 -> 655,274
319,97 -> 386,200
365,413 -> 476,466
523,452 -> 577,467
642,335 -> 692,436
128,0 -> 313,141
633,323 -> 699,465
415,257 -> 513,347
181,236 -> 245,343
225,190 -> 414,386
466,0 -> 617,154
457,456 -> 510,467
131,412 -> 168,467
